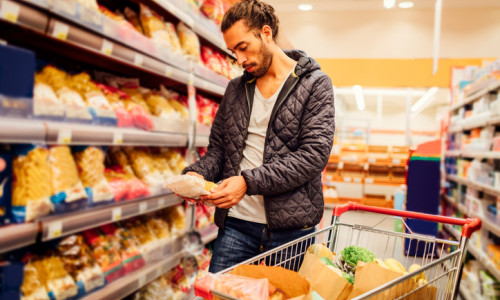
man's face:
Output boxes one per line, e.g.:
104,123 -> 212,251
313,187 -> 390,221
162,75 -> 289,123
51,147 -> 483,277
224,20 -> 273,78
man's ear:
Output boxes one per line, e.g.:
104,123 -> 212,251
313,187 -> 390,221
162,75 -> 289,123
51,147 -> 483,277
261,25 -> 273,42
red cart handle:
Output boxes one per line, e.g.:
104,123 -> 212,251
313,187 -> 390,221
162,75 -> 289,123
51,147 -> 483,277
333,202 -> 481,239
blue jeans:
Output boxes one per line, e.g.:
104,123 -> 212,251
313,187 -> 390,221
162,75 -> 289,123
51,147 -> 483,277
208,217 -> 315,273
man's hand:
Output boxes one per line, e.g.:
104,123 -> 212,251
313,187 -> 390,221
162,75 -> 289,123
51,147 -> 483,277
180,172 -> 204,204
201,176 -> 247,209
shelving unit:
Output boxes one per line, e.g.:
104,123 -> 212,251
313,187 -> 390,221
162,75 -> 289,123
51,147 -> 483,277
446,174 -> 500,197
449,79 -> 500,111
199,223 -> 218,244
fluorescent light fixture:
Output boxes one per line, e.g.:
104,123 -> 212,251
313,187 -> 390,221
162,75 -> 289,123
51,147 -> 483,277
353,85 -> 365,111
384,0 -> 396,9
298,4 -> 313,11
334,88 -> 426,96
411,87 -> 438,112
399,1 -> 414,8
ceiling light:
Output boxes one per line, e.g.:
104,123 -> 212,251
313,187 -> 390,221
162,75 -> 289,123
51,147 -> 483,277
353,85 -> 365,111
384,0 -> 396,9
399,1 -> 414,8
411,87 -> 438,113
298,4 -> 313,11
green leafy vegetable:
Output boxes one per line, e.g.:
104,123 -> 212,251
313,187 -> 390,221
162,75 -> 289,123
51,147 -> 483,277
340,245 -> 376,267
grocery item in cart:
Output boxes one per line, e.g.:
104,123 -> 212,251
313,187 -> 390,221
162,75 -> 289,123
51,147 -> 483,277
73,146 -> 114,206
11,145 -> 53,223
177,22 -> 201,61
165,174 -> 218,199
57,235 -> 105,295
37,66 -> 93,122
48,146 -> 88,214
30,255 -> 79,300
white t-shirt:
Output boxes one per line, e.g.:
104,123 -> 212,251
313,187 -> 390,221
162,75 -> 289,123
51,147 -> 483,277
229,67 -> 295,224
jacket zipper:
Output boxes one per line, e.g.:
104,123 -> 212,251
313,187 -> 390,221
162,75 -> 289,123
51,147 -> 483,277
262,75 -> 300,228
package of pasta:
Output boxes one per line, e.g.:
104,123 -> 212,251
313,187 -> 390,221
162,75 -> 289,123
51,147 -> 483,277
20,260 -> 50,300
29,255 -> 79,300
11,145 -> 53,223
37,65 -> 93,123
122,217 -> 162,263
160,85 -> 189,119
96,83 -> 134,128
73,146 -> 115,206
177,22 -> 201,61
144,91 -> 175,118
57,235 -> 105,296
121,84 -> 154,131
33,74 -> 65,120
163,205 -> 186,236
100,223 -> 145,275
165,175 -> 217,200
83,228 -> 126,284
123,147 -> 165,195
163,149 -> 188,175
69,72 -> 117,126
140,4 -> 179,54
48,146 -> 88,214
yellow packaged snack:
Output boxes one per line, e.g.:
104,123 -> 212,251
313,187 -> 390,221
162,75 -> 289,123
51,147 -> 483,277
163,149 -> 188,175
140,4 -> 179,54
177,22 -> 201,61
165,22 -> 182,54
12,146 -> 53,222
31,256 -> 79,300
73,146 -> 114,205
21,262 -> 50,300
124,147 -> 165,195
121,86 -> 152,114
48,146 -> 88,214
145,93 -> 175,117
146,215 -> 171,239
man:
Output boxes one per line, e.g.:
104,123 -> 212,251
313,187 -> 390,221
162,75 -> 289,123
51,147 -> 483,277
183,0 -> 335,273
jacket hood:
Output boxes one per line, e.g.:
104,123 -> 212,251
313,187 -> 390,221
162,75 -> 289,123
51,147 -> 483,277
242,49 -> 321,81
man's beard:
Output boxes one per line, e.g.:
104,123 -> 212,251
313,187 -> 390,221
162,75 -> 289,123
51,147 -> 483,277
246,41 -> 272,78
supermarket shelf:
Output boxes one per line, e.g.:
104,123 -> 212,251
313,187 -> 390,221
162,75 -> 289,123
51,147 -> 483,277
81,237 -> 185,300
444,150 -> 500,159
45,121 -> 189,146
199,223 -> 218,244
444,195 -> 458,208
449,80 -> 500,111
446,175 -> 500,197
0,222 -> 39,254
459,284 -> 475,300
40,193 -> 182,242
444,224 -> 500,282
0,1 -> 228,97
0,118 -> 46,144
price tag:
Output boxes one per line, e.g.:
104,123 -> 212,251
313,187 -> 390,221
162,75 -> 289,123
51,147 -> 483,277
48,221 -> 63,239
101,39 -> 113,56
354,178 -> 362,183
112,207 -> 122,221
54,0 -> 76,16
52,22 -> 69,40
188,73 -> 195,86
138,275 -> 146,287
57,129 -> 72,144
344,177 -> 352,183
113,132 -> 123,145
80,6 -> 102,26
393,159 -> 401,164
165,66 -> 173,77
366,178 -> 374,184
368,158 -> 376,163
134,54 -> 144,67
139,202 -> 148,213
158,198 -> 166,207
0,1 -> 20,24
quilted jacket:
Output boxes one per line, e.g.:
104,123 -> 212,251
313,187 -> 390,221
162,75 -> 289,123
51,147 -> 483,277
184,49 -> 335,231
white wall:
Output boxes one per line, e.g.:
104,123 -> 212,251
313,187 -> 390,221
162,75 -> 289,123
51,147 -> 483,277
276,7 -> 500,59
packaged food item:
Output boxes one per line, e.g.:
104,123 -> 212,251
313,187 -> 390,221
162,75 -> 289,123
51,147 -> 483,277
165,22 -> 182,54
48,146 -> 88,214
97,83 -> 134,128
145,213 -> 171,240
33,75 -> 65,119
165,174 -> 217,199
163,149 -> 188,175
20,261 -> 50,300
201,46 -> 222,75
37,66 -> 93,122
160,85 -> 189,119
0,152 -> 12,225
163,205 -> 186,236
57,235 -> 105,296
30,256 -> 79,300
83,228 -> 125,283
124,147 -> 165,195
74,0 -> 99,11
69,72 -> 117,126
200,0 -> 229,25
140,4 -> 180,54
122,217 -> 161,263
124,7 -> 144,34
73,146 -> 114,206
177,22 -> 201,61
11,145 -> 53,223
100,223 -> 145,274
121,84 -> 155,131
151,152 -> 174,182
214,273 -> 269,300
145,92 -> 175,118
196,95 -> 216,125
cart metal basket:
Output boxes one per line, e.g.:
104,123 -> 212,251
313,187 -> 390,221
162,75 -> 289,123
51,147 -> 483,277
205,202 -> 481,300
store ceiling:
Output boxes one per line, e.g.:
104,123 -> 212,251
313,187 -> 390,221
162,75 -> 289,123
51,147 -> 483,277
265,0 -> 500,12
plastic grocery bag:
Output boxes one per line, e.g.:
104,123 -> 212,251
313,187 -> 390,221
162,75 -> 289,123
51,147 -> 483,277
165,175 -> 217,199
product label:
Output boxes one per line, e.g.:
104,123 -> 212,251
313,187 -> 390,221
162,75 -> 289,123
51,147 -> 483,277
101,39 -> 113,56
52,22 -> 69,40
0,1 -> 20,24
48,221 -> 63,239
57,129 -> 72,144
112,207 -> 121,221
113,133 -> 123,145
139,202 -> 148,213
134,54 -> 144,67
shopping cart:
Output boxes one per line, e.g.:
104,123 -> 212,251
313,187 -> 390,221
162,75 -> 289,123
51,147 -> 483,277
204,202 -> 481,300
